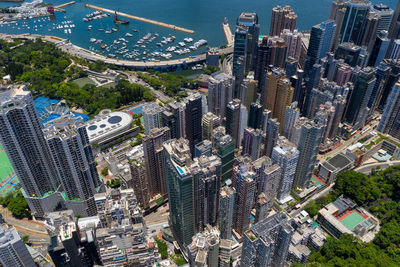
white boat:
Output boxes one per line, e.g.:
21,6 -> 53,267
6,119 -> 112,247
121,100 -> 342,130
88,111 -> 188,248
125,33 -> 133,37
90,38 -> 97,43
88,25 -> 92,30
68,29 -> 71,34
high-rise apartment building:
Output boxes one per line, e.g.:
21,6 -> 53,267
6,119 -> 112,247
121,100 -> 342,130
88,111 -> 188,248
255,193 -> 271,223
293,118 -> 325,189
240,73 -> 258,110
208,73 -> 234,118
143,103 -> 163,135
0,224 -> 36,267
0,86 -> 60,217
185,94 -> 203,157
214,132 -> 235,182
219,186 -> 236,240
264,118 -> 280,157
248,102 -> 263,130
282,102 -> 300,140
271,136 -> 299,203
270,5 -> 297,36
164,138 -> 194,246
226,99 -> 241,147
281,29 -> 303,60
166,101 -> 185,139
377,82 -> 400,139
130,157 -> 150,210
202,112 -> 220,141
242,128 -> 263,161
241,212 -> 294,267
143,127 -> 171,198
44,116 -> 101,216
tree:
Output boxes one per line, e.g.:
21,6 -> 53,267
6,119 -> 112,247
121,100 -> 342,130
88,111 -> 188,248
155,237 -> 168,259
22,236 -> 29,244
101,167 -> 108,176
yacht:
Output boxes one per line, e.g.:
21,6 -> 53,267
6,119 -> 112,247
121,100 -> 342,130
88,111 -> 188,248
125,33 -> 133,37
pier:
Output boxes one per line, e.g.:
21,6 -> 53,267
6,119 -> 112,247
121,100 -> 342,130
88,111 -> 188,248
54,1 -> 75,9
222,19 -> 234,47
84,4 -> 195,34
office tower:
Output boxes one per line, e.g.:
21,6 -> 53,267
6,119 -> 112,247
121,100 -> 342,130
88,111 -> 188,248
191,155 -> 221,232
185,94 -> 203,157
303,63 -> 323,115
262,68 -> 294,126
208,72 -> 234,118
161,109 -> 177,138
233,161 -> 256,236
331,96 -> 346,138
214,133 -> 235,181
43,116 -> 100,216
282,102 -> 299,139
360,12 -> 380,52
0,86 -> 60,217
285,57 -> 299,78
372,4 -> 394,33
335,42 -> 363,68
264,118 -> 280,157
339,0 -> 371,45
293,117 -> 325,189
255,193 -> 271,223
130,157 -> 150,210
240,73 -> 258,110
344,67 -> 376,128
368,30 -> 390,66
195,140 -> 213,158
239,104 -> 248,145
226,99 -> 241,146
241,212 -> 294,267
271,137 -> 299,202
291,69 -> 305,109
202,112 -> 220,141
304,20 -> 336,75
237,12 -> 260,72
0,224 -> 36,267
248,102 -> 263,130
388,0 -> 400,52
318,102 -> 336,143
164,138 -> 194,246
368,63 -> 390,115
329,0 -> 347,20
143,103 -> 163,135
143,127 -> 170,198
167,101 -> 185,139
232,27 -> 247,96
389,39 -> 400,59
219,186 -> 236,239
242,128 -> 263,161
280,29 -> 303,60
270,5 -> 297,36
377,82 -> 400,139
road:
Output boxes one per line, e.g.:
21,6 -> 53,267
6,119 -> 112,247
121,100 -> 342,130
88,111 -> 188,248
355,160 -> 400,174
119,71 -> 171,102
318,118 -> 380,161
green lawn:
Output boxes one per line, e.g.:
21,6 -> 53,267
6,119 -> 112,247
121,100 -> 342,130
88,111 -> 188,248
73,77 -> 95,88
0,151 -> 14,182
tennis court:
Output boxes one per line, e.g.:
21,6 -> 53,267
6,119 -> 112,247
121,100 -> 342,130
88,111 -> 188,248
340,211 -> 366,231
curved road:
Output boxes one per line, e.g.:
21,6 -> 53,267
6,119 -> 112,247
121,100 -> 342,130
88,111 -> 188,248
355,160 -> 400,174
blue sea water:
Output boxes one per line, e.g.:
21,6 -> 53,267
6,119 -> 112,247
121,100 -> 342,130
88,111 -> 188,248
0,0 -> 397,60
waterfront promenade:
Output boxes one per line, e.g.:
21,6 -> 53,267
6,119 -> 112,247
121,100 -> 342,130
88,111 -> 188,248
0,33 -> 233,70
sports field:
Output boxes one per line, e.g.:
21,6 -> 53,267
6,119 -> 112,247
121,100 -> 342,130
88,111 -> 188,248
0,149 -> 13,182
340,211 -> 366,231
0,146 -> 19,197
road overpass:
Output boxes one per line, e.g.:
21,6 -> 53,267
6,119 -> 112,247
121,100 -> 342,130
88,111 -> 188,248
355,160 -> 400,174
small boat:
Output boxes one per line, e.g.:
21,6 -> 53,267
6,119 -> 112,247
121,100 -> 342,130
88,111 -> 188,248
98,28 -> 105,32
90,38 -> 97,43
87,25 -> 92,30
125,33 -> 133,37
112,28 -> 118,32
105,30 -> 112,34
132,28 -> 138,32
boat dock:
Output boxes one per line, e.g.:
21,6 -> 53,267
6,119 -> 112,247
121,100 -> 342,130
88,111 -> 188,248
222,19 -> 234,47
84,4 -> 195,34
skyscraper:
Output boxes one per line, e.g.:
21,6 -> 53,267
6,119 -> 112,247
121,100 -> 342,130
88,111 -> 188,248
226,99 -> 241,147
262,68 -> 294,126
130,157 -> 150,210
264,118 -> 280,157
143,103 -> 163,135
371,4 -> 394,33
368,30 -> 390,67
214,132 -> 235,182
208,72 -> 234,118
271,136 -> 299,203
282,102 -> 300,140
377,82 -> 400,139
240,73 -> 258,110
343,67 -> 376,129
44,116 -> 101,216
164,138 -> 194,246
242,128 -> 263,161
270,5 -> 297,36
339,0 -> 371,45
232,27 -> 248,97
248,102 -> 263,130
185,94 -> 203,157
293,117 -> 325,189
143,127 -> 171,198
318,102 -> 336,143
280,29 -> 303,60
241,212 -> 294,267
255,193 -> 271,223
236,12 -> 260,72
202,112 -> 220,141
191,155 -> 222,232
378,59 -> 400,111
233,161 -> 256,236
219,186 -> 236,240
167,101 -> 186,139
0,86 -> 60,217
0,224 -> 36,267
